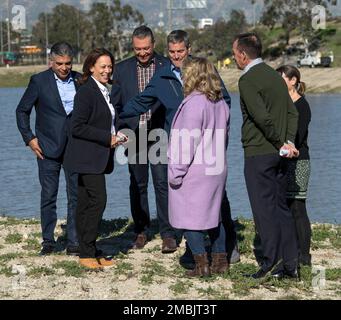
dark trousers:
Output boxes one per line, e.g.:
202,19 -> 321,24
76,174 -> 106,258
128,130 -> 175,239
244,154 -> 298,273
221,191 -> 237,254
288,199 -> 312,263
184,223 -> 226,255
37,157 -> 78,247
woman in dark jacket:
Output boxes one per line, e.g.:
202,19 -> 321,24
277,65 -> 312,266
64,48 -> 126,270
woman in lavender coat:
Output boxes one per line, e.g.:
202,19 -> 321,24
168,57 -> 230,277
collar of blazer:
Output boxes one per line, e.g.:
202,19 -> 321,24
87,76 -> 114,116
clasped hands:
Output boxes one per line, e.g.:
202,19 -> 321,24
279,143 -> 299,158
111,131 -> 128,148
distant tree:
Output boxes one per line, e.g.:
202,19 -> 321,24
32,4 -> 89,59
31,1 -> 145,62
192,10 -> 248,60
258,0 -> 338,45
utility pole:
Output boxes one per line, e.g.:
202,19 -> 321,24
0,9 -> 4,64
167,0 -> 173,33
77,10 -> 80,64
45,12 -> 49,66
7,0 -> 11,52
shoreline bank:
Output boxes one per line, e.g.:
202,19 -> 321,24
1,65 -> 341,94
0,216 -> 340,300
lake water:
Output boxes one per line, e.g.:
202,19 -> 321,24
0,88 -> 340,223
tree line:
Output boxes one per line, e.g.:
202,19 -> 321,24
0,0 -> 339,64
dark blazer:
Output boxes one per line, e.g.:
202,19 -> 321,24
64,77 -> 118,175
111,53 -> 168,131
16,68 -> 81,158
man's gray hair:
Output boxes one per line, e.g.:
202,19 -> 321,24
167,30 -> 190,49
50,42 -> 74,59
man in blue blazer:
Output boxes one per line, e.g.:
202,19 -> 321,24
119,30 -> 240,268
111,26 -> 178,253
16,42 -> 81,256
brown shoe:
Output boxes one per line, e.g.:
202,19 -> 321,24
186,253 -> 211,278
161,237 -> 177,253
79,258 -> 103,270
132,233 -> 147,249
97,257 -> 115,267
210,252 -> 229,274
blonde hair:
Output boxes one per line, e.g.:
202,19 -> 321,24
182,57 -> 223,102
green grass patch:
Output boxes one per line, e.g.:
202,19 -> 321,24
0,253 -> 22,264
27,266 -> 55,278
114,261 -> 134,276
52,261 -> 86,278
0,72 -> 32,88
169,279 -> 193,295
326,268 -> 341,281
225,262 -> 260,296
5,233 -> 23,244
0,216 -> 40,226
22,238 -> 41,252
140,259 -> 168,285
0,266 -> 13,277
196,285 -> 222,298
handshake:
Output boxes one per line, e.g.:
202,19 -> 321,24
111,131 -> 128,148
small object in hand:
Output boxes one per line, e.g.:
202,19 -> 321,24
117,131 -> 128,143
279,148 -> 289,157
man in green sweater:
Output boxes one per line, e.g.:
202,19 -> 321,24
232,32 -> 300,279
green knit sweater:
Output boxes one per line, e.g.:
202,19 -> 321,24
238,62 -> 298,157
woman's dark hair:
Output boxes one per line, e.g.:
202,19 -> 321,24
276,65 -> 306,95
80,48 -> 115,85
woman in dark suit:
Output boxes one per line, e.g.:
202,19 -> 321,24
64,48 -> 126,270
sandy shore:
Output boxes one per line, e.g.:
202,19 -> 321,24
1,64 -> 341,93
0,216 -> 340,300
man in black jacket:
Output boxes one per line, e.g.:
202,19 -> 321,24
111,26 -> 177,253
16,42 -> 80,256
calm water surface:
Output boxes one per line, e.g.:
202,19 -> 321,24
0,88 -> 340,223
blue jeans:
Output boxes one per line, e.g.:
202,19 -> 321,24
184,223 -> 226,255
37,157 -> 78,247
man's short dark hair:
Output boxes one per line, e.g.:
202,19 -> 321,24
234,32 -> 262,59
132,25 -> 155,43
167,30 -> 190,49
50,42 -> 74,59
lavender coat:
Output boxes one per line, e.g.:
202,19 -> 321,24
168,91 -> 230,230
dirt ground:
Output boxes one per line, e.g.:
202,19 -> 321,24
0,217 -> 340,300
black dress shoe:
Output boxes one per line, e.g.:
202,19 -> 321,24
39,245 -> 55,256
244,269 -> 285,280
66,246 -> 80,256
244,268 -> 269,279
284,268 -> 300,280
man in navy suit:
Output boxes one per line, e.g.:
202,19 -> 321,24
111,26 -> 178,253
16,42 -> 80,256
